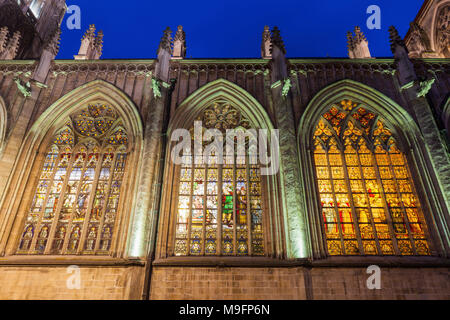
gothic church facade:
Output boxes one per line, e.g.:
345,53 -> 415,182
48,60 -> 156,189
0,0 -> 449,299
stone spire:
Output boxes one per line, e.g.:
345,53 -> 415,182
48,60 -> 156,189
74,25 -> 103,60
155,27 -> 172,82
158,26 -> 173,56
389,25 -> 408,54
172,25 -> 186,59
270,26 -> 286,55
269,26 -> 288,83
261,26 -> 272,59
389,26 -> 416,87
0,27 -> 8,55
347,26 -> 371,59
346,31 -> 356,59
94,30 -> 104,58
0,30 -> 21,60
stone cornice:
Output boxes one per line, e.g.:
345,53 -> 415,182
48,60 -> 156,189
0,256 -> 146,266
152,256 -> 450,268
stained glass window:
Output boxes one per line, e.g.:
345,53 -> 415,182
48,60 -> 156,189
313,100 -> 430,256
17,104 -> 129,255
174,101 -> 264,256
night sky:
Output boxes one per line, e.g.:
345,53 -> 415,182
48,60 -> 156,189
58,0 -> 424,59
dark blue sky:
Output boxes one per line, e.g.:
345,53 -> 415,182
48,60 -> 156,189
58,0 -> 424,59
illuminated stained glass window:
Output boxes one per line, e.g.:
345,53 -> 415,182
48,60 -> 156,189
313,100 -> 430,256
174,101 -> 264,256
17,104 -> 128,255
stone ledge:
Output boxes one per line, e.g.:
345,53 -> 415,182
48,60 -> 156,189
153,256 -> 450,268
0,256 -> 146,266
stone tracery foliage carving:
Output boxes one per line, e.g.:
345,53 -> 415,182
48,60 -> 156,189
50,62 -> 155,77
201,100 -> 250,131
436,5 -> 450,57
408,22 -> 431,56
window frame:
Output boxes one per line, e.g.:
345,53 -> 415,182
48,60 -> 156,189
13,104 -> 134,257
308,100 -> 437,257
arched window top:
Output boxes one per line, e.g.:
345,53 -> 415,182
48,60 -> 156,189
169,78 -> 274,135
200,99 -> 251,132
50,103 -> 129,150
313,100 -> 402,154
312,99 -> 431,256
17,103 -> 129,255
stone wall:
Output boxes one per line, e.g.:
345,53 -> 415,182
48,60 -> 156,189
149,266 -> 450,300
0,265 -> 145,300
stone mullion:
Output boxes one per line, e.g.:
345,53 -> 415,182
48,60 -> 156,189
356,150 -> 382,255
43,153 -> 76,255
93,152 -> 118,253
260,172 -> 270,257
232,163 -> 237,256
246,156 -> 252,256
28,150 -> 63,253
186,160 -> 195,256
217,164 -> 223,255
325,151 -> 346,254
76,152 -> 104,255
201,166 -> 208,256
340,151 -> 365,255
387,152 -> 418,255
109,150 -> 132,256
56,151 -> 89,254
371,150 -> 400,255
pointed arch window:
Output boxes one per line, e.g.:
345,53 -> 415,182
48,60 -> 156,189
17,104 -> 129,255
313,100 -> 431,256
174,101 -> 265,256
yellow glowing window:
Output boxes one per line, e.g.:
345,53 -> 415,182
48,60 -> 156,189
313,100 -> 430,256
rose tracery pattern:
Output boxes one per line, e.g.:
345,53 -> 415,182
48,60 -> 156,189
202,101 -> 250,131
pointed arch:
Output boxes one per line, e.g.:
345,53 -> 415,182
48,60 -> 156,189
169,78 -> 274,133
0,80 -> 144,258
298,79 -> 447,258
28,80 -> 143,148
158,78 -> 284,259
298,79 -> 420,151
0,95 -> 6,156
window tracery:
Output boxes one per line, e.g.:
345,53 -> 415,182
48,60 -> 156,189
174,101 -> 264,256
313,100 -> 430,256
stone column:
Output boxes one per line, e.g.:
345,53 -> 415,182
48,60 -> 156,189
269,27 -> 309,259
127,28 -> 173,258
390,26 -> 450,254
